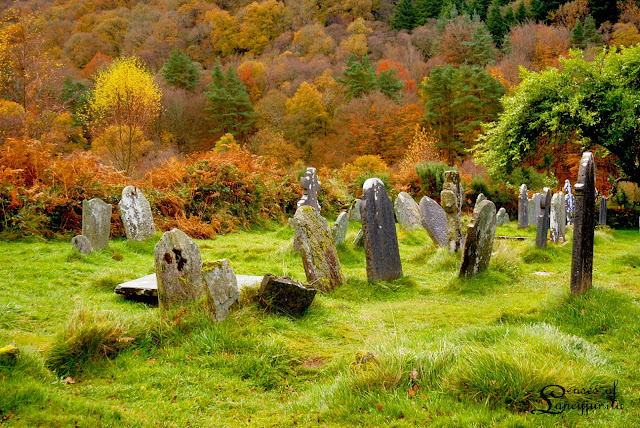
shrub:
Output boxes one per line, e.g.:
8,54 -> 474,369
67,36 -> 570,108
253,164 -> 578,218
414,161 -> 456,200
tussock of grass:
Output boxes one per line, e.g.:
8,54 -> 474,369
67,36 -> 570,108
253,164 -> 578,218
615,252 -> 640,267
490,241 -> 523,279
426,247 -> 460,272
594,230 -> 615,245
521,247 -> 553,264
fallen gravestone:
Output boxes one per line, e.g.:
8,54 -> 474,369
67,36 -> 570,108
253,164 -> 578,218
394,192 -> 422,229
297,167 -> 321,212
459,200 -> 497,278
71,235 -> 92,255
535,188 -> 552,249
419,196 -> 447,247
550,191 -> 566,243
361,178 -> 402,282
82,198 -> 112,251
564,179 -> 574,225
441,171 -> 464,253
349,199 -> 362,223
570,152 -> 596,296
119,185 -> 155,241
599,196 -> 607,225
331,212 -> 349,246
258,274 -> 316,316
518,184 -> 528,229
202,259 -> 239,322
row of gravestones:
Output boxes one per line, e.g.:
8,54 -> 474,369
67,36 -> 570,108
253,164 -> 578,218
72,186 -> 156,254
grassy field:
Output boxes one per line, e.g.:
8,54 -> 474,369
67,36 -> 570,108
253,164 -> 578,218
1,219 -> 639,427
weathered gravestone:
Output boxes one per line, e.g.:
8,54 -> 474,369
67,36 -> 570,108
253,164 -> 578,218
518,184 -> 528,229
353,228 -> 364,246
496,207 -> 507,226
297,167 -> 321,212
441,171 -> 464,253
564,179 -> 574,225
550,191 -> 566,244
394,192 -> 422,230
536,188 -> 552,249
570,152 -> 596,296
202,259 -> 239,322
71,235 -> 92,255
475,193 -> 486,207
290,205 -> 344,292
258,274 -> 316,316
459,200 -> 497,278
349,199 -> 362,223
599,197 -> 607,225
154,228 -> 203,310
419,196 -> 447,247
528,198 -> 536,227
361,178 -> 402,282
82,198 -> 112,251
119,185 -> 155,241
528,193 -> 542,227
331,212 -> 349,246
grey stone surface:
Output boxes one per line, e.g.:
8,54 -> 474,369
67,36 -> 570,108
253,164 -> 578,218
496,207 -> 507,226
203,259 -> 239,322
331,212 -> 349,246
361,178 -> 402,282
528,193 -> 541,227
349,199 -> 362,223
258,274 -> 316,316
119,185 -> 155,241
82,198 -> 112,251
475,193 -> 486,207
154,228 -> 203,310
291,205 -> 344,292
536,188 -> 552,249
550,191 -> 566,243
571,152 -> 597,296
419,196 -> 447,247
297,167 -> 321,212
394,192 -> 422,230
353,228 -> 364,246
528,198 -> 536,227
459,200 -> 497,278
72,235 -> 92,255
518,184 -> 528,229
441,171 -> 464,253
599,197 -> 607,225
564,179 -> 574,225
115,274 -> 157,299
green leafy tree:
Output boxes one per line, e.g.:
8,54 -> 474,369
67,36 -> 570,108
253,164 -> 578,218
486,2 -> 506,47
530,0 -> 563,23
338,54 -> 379,101
162,49 -> 201,91
377,68 -> 404,103
391,0 -> 418,30
463,23 -> 497,66
515,1 -> 528,22
415,0 -> 445,22
570,20 -> 585,49
583,15 -> 602,46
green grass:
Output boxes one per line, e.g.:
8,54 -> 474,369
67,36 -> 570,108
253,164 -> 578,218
0,220 -> 639,426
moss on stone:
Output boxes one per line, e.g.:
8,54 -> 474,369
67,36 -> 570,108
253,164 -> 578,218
202,259 -> 228,272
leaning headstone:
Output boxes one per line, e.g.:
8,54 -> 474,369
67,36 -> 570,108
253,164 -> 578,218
518,184 -> 528,229
441,170 -> 464,253
496,207 -> 507,226
154,228 -> 203,310
564,179 -> 574,225
361,178 -> 402,282
331,212 -> 350,246
353,228 -> 364,246
536,188 -> 552,248
570,152 -> 596,296
550,192 -> 566,244
119,185 -> 155,241
599,197 -> 607,225
475,193 -> 486,207
82,198 -> 112,251
459,200 -> 497,278
297,167 -> 321,212
291,205 -> 344,292
71,235 -> 92,255
349,199 -> 362,223
202,259 -> 239,322
258,274 -> 316,316
419,196 -> 447,247
394,192 -> 422,229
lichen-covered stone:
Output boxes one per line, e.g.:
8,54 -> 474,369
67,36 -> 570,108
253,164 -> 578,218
394,192 -> 421,230
441,171 -> 464,253
459,200 -> 497,278
419,196 -> 447,247
72,235 -> 92,255
349,199 -> 362,223
536,188 -> 552,249
297,167 -> 321,212
258,274 -> 316,316
530,193 -> 541,227
291,206 -> 344,292
571,152 -> 596,296
203,259 -> 239,322
82,198 -> 112,251
496,207 -> 507,227
518,184 -> 528,229
119,185 -> 155,241
564,179 -> 574,225
475,193 -> 486,207
154,228 -> 203,310
331,212 -> 349,246
550,191 -> 566,243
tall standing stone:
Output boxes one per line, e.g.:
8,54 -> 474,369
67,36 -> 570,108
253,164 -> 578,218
119,185 -> 155,241
331,212 -> 350,246
419,196 -> 447,247
291,206 -> 344,292
394,192 -> 422,230
82,198 -> 112,251
550,191 -> 566,244
297,167 -> 321,212
154,228 -> 203,310
518,184 -> 528,229
536,188 -> 552,248
459,200 -> 497,278
361,178 -> 402,282
599,197 -> 607,225
528,198 -> 536,226
564,179 -> 574,225
202,259 -> 239,322
441,170 -> 464,253
570,152 -> 596,296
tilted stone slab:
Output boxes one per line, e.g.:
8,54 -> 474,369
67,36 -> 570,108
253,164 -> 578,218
258,274 -> 316,316
72,235 -> 92,255
571,152 -> 596,296
459,200 -> 497,278
419,196 -> 447,247
203,259 -> 239,322
119,185 -> 155,241
331,212 -> 349,246
394,191 -> 422,230
536,188 -> 552,249
82,198 -> 112,251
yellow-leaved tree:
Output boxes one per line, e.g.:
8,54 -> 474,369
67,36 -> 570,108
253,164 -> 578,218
88,56 -> 161,175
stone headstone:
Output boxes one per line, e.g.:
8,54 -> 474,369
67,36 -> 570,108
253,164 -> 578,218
536,188 -> 552,248
349,199 -> 362,223
441,170 -> 464,253
258,274 -> 316,316
496,207 -> 507,226
518,184 -> 528,229
331,212 -> 349,246
550,192 -> 566,244
394,192 -> 422,230
202,259 -> 239,322
564,179 -> 574,225
599,197 -> 607,225
119,185 -> 155,241
475,193 -> 486,207
71,235 -> 92,255
459,200 -> 497,278
570,152 -> 596,296
528,198 -> 536,226
532,193 -> 541,225
353,228 -> 364,246
291,205 -> 344,292
361,178 -> 402,282
297,167 -> 321,212
419,196 -> 447,247
154,228 -> 203,310
82,198 -> 112,251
